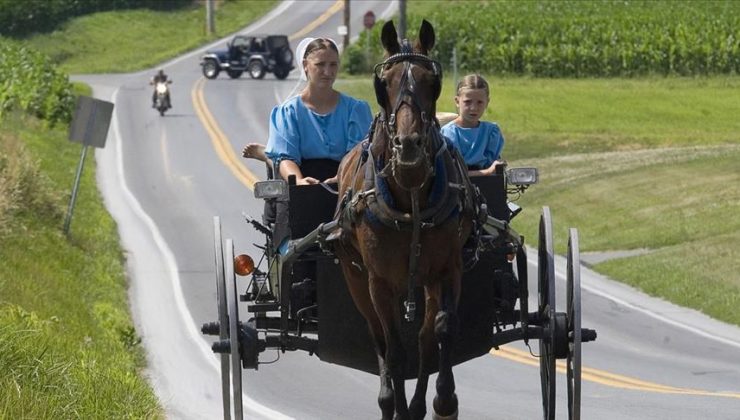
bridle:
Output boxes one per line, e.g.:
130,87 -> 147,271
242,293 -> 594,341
373,41 -> 443,190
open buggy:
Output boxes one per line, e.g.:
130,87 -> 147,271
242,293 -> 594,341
201,19 -> 596,420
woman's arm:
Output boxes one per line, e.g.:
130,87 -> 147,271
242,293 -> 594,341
279,159 -> 319,185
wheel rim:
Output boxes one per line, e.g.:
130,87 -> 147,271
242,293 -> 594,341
212,217 -> 231,419
538,206 -> 556,420
567,228 -> 582,420
205,62 -> 217,77
250,63 -> 262,78
225,239 -> 243,419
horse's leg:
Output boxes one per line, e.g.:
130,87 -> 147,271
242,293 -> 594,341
370,278 -> 410,420
336,248 -> 394,420
409,285 -> 440,420
432,280 -> 460,419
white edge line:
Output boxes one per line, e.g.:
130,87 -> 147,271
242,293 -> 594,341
525,249 -> 740,350
111,88 -> 293,420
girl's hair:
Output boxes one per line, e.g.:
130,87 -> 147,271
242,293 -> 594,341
303,38 -> 339,59
456,74 -> 489,97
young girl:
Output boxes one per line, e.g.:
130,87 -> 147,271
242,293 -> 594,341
440,74 -> 505,176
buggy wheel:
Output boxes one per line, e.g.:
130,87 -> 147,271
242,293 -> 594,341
212,217 -> 231,419
538,206 -> 556,420
566,228 -> 582,420
225,239 -> 243,420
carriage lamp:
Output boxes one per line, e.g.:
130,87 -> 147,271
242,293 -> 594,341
234,254 -> 255,276
254,180 -> 288,199
506,167 -> 539,186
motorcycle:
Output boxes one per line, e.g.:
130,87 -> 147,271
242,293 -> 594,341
153,80 -> 172,116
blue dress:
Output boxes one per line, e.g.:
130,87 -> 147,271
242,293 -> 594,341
440,121 -> 505,169
265,94 -> 373,166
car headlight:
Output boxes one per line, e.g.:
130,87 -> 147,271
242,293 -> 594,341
254,180 -> 288,199
506,167 -> 538,186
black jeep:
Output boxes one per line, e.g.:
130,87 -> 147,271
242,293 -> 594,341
200,35 -> 294,80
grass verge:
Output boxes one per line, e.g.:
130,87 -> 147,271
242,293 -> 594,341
0,107 -> 162,417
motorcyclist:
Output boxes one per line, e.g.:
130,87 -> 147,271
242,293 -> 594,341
150,69 -> 172,109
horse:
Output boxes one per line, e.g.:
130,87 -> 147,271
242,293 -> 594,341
333,20 -> 478,420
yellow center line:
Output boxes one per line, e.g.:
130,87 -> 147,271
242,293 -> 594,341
491,346 -> 740,399
191,1 -> 346,190
289,0 -> 344,42
191,78 -> 259,190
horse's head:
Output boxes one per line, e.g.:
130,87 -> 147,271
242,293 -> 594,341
373,19 -> 442,191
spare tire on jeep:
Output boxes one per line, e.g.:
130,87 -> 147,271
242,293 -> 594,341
277,46 -> 293,67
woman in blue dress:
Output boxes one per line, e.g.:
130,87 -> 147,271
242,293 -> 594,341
440,74 -> 505,177
243,38 -> 372,185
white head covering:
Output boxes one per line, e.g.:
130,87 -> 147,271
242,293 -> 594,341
283,37 -> 340,103
295,37 -> 339,81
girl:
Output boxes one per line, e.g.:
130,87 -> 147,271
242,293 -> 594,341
440,74 -> 505,176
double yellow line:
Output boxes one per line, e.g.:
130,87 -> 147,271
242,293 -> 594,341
492,346 -> 740,399
191,77 -> 260,189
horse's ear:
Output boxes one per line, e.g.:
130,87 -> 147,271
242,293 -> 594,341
417,19 -> 435,54
381,20 -> 400,56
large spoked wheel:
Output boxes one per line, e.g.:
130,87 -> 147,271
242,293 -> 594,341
212,217 -> 231,419
538,206 -> 556,420
567,228 -> 582,420
224,239 -> 243,420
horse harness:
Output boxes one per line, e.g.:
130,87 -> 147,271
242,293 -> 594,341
335,45 -> 483,322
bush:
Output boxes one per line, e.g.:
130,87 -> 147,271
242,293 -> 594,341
0,43 -> 75,124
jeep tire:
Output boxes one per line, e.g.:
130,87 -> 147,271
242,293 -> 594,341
202,59 -> 220,79
248,60 -> 266,79
226,70 -> 243,79
274,67 -> 290,80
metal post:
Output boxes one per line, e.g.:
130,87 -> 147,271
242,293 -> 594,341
399,0 -> 407,40
206,0 -> 215,35
63,146 -> 88,235
343,0 -> 350,51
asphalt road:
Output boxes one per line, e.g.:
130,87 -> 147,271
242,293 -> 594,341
74,1 -> 740,419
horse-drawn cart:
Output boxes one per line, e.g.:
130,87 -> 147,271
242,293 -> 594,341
202,18 -> 596,420
202,164 -> 596,420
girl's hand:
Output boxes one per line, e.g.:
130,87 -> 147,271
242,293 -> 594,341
323,175 -> 338,184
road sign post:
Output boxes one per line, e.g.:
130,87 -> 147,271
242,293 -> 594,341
63,96 -> 114,235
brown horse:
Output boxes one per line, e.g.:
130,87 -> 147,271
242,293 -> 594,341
334,20 -> 476,420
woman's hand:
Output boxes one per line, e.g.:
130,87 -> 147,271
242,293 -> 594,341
297,176 -> 320,185
323,175 -> 338,184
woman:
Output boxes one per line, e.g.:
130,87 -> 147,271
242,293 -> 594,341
244,38 -> 373,185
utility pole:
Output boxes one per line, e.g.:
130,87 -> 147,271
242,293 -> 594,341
343,0 -> 350,51
398,0 -> 407,40
206,0 -> 215,35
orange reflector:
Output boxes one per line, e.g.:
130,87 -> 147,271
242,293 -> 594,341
506,253 -> 516,262
234,254 -> 255,276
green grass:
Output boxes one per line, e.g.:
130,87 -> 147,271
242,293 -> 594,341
339,75 -> 740,326
4,1 -> 277,74
0,110 -> 162,418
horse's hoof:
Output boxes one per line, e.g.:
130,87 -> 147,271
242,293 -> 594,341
432,409 -> 458,420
